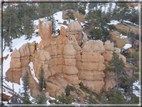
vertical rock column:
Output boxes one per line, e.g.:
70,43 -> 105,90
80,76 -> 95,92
67,21 -> 83,45
102,40 -> 116,91
33,49 -> 51,80
78,40 -> 106,93
62,42 -> 81,85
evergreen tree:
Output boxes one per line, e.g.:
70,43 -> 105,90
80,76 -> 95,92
10,94 -> 21,104
39,65 -> 46,92
65,11 -> 75,23
65,84 -> 70,97
58,92 -> 73,104
106,52 -> 125,88
34,92 -> 47,104
48,15 -> 56,34
21,70 -> 32,104
22,14 -> 33,39
3,4 -> 19,48
108,88 -> 125,104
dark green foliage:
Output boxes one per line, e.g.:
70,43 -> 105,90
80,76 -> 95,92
108,89 -> 125,104
88,88 -> 94,104
34,92 -> 47,104
65,84 -> 70,97
121,31 -> 127,35
48,16 -> 56,34
58,92 -> 73,104
89,28 -> 103,40
65,11 -> 75,23
10,94 -> 21,104
108,25 -> 117,31
78,6 -> 85,15
106,52 -> 125,88
2,97 -> 8,101
39,65 -> 46,92
21,70 -> 32,104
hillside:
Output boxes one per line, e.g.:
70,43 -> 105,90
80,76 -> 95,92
1,2 -> 140,106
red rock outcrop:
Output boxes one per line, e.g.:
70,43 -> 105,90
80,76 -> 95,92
67,21 -> 83,45
78,40 -> 105,92
6,19 -> 129,98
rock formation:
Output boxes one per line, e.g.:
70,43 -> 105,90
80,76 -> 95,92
67,21 -> 83,45
102,40 -> 116,91
6,19 -> 128,98
78,40 -> 106,92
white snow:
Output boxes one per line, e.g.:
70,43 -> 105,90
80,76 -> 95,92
29,62 -> 39,84
123,44 -> 132,49
34,29 -> 39,33
7,34 -> 41,51
107,20 -> 120,25
2,33 -> 42,101
53,11 -> 68,33
133,81 -> 140,97
33,19 -> 39,26
85,3 -> 90,15
119,34 -> 128,39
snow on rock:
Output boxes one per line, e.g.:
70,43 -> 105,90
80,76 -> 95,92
53,11 -> 68,33
123,44 -> 132,50
107,20 -> 120,25
7,34 -> 41,51
29,62 -> 39,84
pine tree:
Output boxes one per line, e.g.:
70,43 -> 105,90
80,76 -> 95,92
58,92 -> 73,104
39,65 -> 46,92
48,15 -> 56,34
34,92 -> 47,104
21,70 -> 32,104
65,84 -> 70,97
108,88 -> 125,104
65,11 -> 75,23
106,52 -> 125,88
10,94 -> 21,104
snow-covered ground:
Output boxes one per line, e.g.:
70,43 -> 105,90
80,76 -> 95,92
123,44 -> 132,50
33,11 -> 70,36
107,20 -> 120,25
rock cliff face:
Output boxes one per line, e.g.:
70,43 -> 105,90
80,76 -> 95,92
6,20 -> 127,98
78,40 -> 105,92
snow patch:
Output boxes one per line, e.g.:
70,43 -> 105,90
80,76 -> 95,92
107,20 -> 120,25
119,34 -> 128,39
29,62 -> 39,84
123,44 -> 132,50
